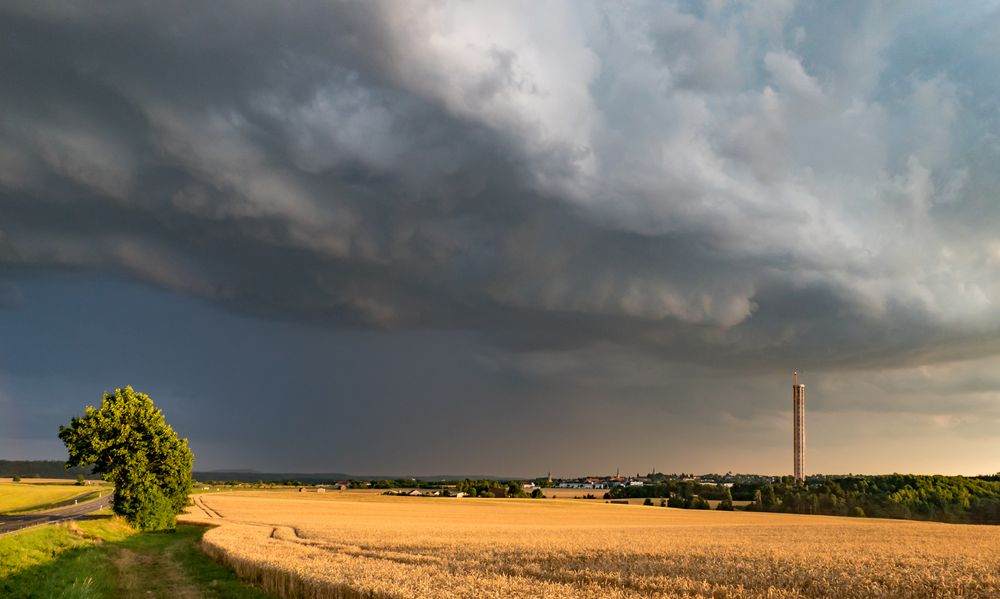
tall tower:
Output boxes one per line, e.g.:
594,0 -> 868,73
792,371 -> 806,481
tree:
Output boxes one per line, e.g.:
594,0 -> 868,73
59,386 -> 194,531
531,488 -> 545,499
717,487 -> 734,511
75,474 -> 86,486
643,497 -> 654,506
762,484 -> 778,510
507,481 -> 528,498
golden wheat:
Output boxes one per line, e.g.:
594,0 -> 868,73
182,491 -> 1000,598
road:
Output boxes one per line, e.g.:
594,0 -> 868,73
0,493 -> 113,536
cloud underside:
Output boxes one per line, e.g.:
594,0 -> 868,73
2,1 -> 1000,370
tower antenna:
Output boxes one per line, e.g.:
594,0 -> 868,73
792,371 -> 805,482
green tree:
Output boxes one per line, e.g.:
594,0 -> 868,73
507,481 -> 528,498
59,386 -> 194,531
717,487 -> 734,511
762,484 -> 778,510
531,488 -> 545,499
75,474 -> 85,486
643,497 -> 654,506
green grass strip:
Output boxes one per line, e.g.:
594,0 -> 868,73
0,516 -> 272,598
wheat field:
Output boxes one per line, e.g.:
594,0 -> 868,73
182,491 -> 1000,598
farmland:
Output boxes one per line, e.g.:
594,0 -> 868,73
0,480 -> 109,514
184,491 -> 1000,598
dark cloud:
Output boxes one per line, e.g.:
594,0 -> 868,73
3,1 -> 1000,369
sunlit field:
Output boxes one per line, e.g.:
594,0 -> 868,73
183,490 -> 1000,598
0,481 -> 107,514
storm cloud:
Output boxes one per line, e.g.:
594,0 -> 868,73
2,1 -> 999,475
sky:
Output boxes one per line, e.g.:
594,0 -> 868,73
1,1 -> 999,477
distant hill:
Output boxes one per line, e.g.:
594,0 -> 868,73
193,470 -> 519,483
195,471 -> 354,484
1,461 -> 519,483
0,460 -> 99,479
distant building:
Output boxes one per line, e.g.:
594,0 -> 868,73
793,371 -> 806,481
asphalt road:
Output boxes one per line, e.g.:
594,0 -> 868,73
0,493 -> 113,536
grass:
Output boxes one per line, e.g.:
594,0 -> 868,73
0,512 -> 273,598
0,512 -> 132,579
0,481 -> 109,514
188,490 -> 1000,598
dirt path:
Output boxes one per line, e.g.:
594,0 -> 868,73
112,537 -> 205,599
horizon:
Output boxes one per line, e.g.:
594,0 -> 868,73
1,2 -> 999,477
4,458 -> 998,481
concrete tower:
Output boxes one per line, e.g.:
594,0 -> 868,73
792,371 -> 805,481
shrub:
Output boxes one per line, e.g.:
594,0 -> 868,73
643,498 -> 654,506
133,488 -> 178,531
688,496 -> 711,510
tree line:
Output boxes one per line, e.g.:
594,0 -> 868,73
608,474 -> 1000,523
743,475 -> 1000,523
453,479 -> 544,498
0,460 -> 98,479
